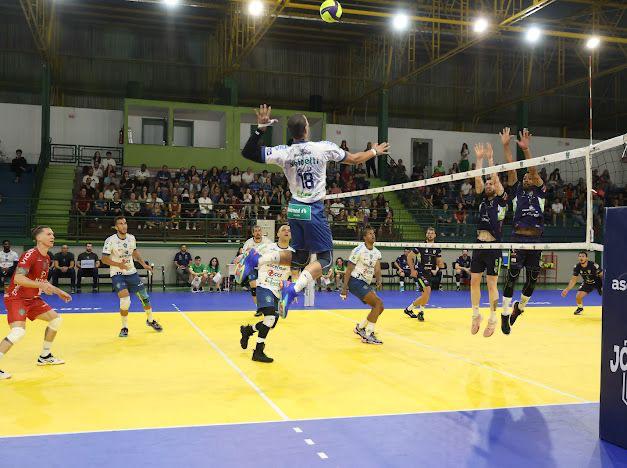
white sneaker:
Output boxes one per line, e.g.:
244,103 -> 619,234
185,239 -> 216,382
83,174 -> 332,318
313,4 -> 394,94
0,369 -> 11,379
37,354 -> 65,366
483,319 -> 497,337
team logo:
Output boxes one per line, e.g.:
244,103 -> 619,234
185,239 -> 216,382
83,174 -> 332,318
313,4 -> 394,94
18,308 -> 26,316
609,340 -> 627,406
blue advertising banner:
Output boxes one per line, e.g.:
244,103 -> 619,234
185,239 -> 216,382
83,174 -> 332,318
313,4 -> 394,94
600,207 -> 627,448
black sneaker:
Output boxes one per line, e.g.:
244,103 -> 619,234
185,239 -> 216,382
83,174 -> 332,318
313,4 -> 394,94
119,327 -> 128,338
404,308 -> 417,319
456,286 -> 461,291
501,314 -> 511,335
240,325 -> 255,349
252,343 -> 273,363
417,311 -> 425,322
574,307 -> 583,315
254,310 -> 263,317
76,289 -> 81,294
509,302 -> 523,326
37,353 -> 65,366
146,320 -> 163,332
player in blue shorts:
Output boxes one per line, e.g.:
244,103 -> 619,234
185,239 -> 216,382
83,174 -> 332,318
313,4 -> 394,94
341,226 -> 384,345
237,104 -> 389,317
101,216 -> 163,337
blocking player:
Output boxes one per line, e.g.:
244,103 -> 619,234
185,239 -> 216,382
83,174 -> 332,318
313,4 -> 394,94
101,216 -> 163,337
561,251 -> 603,315
1,226 -> 71,380
239,224 -> 298,363
341,226 -> 384,345
500,128 -> 546,331
237,104 -> 389,317
470,143 -> 507,337
454,249 -> 472,291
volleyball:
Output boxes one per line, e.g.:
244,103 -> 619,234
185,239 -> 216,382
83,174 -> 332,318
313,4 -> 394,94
320,0 -> 342,23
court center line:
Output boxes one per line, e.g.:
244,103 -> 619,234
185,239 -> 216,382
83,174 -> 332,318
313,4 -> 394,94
172,303 -> 290,421
321,309 -> 589,403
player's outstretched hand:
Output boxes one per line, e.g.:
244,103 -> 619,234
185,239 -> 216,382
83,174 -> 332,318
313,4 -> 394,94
517,128 -> 532,151
144,264 -> 154,273
40,282 -> 56,295
373,142 -> 390,155
561,288 -> 569,297
485,142 -> 494,163
57,289 -> 72,303
499,127 -> 512,146
474,143 -> 484,160
255,104 -> 272,126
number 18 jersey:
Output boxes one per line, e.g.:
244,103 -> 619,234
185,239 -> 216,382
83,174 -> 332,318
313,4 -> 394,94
263,141 -> 346,203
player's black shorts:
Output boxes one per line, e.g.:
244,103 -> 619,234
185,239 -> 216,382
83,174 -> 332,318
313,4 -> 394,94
415,271 -> 431,289
509,234 -> 542,271
471,247 -> 502,276
579,280 -> 602,295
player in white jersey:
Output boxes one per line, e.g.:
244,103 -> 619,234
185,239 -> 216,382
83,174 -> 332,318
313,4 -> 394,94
240,225 -> 272,311
341,226 -> 384,345
237,104 -> 389,317
239,224 -> 298,363
101,216 -> 163,337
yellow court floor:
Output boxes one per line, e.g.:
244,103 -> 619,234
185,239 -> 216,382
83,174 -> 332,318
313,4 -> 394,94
0,306 -> 601,437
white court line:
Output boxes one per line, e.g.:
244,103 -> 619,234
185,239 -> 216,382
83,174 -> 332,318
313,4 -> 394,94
322,309 -> 590,403
293,427 -> 303,433
317,452 -> 328,459
304,438 -> 315,445
0,401 -> 594,440
172,303 -> 290,421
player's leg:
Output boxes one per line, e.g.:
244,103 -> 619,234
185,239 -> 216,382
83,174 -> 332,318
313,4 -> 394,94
129,274 -> 162,332
249,278 -> 258,305
69,268 -> 76,293
510,263 -> 540,325
77,269 -> 83,293
34,308 -> 65,365
501,251 -> 521,319
483,274 -> 499,337
469,250 -> 486,335
0,302 -> 27,379
404,276 -> 431,321
240,288 -> 279,362
92,268 -> 99,292
455,265 -> 462,290
359,291 -> 384,345
574,290 -> 587,315
398,270 -> 406,292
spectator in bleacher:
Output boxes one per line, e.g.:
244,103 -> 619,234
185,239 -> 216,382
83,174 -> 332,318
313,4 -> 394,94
104,183 -> 117,201
379,212 -> 394,239
103,167 -> 119,188
454,202 -> 467,237
83,167 -> 99,190
175,167 -> 189,184
92,192 -> 108,222
432,160 -> 446,177
207,257 -> 222,291
0,240 -> 19,290
52,245 -> 76,293
103,151 -> 116,171
227,205 -> 242,237
75,187 -> 92,216
138,185 -> 149,203
134,164 -> 151,188
551,198 -> 565,226
449,162 -> 459,174
109,192 -> 124,217
459,143 -> 470,172
364,142 -> 377,178
148,191 -> 164,206
330,200 -> 345,217
92,151 -> 102,167
157,165 -> 171,185
230,167 -> 242,188
437,203 -> 454,236
158,185 -> 172,203
188,165 -> 199,181
410,166 -> 424,181
397,159 -> 407,177
124,192 -> 141,218
183,193 -> 199,230
120,171 -> 134,197
92,161 -> 104,179
198,188 -> 213,219
168,195 -> 182,230
174,244 -> 192,285
241,167 -> 255,186
460,179 -> 474,207
76,243 -> 100,293
340,140 -> 349,153
219,166 -> 230,185
394,248 -> 414,292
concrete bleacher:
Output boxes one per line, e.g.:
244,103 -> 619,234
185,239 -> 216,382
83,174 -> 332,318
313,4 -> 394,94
0,163 -> 35,239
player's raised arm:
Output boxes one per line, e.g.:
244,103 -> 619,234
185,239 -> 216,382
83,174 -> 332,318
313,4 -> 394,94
242,104 -> 275,164
485,143 -> 504,196
343,142 -> 390,166
517,128 -> 543,187
500,127 -> 518,187
474,143 -> 485,194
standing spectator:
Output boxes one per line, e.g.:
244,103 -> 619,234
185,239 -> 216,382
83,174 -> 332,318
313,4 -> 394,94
52,245 -> 76,293
102,151 -> 116,171
551,198 -> 565,226
10,149 -> 28,183
207,257 -> 222,291
134,164 -> 151,189
156,165 -> 171,185
76,243 -> 100,293
397,159 -> 407,178
365,142 -> 377,178
432,160 -> 446,177
174,245 -> 192,285
0,240 -> 19,290
459,143 -> 470,172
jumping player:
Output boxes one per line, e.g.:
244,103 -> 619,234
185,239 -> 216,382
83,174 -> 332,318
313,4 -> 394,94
101,216 -> 163,337
562,251 -> 603,315
1,226 -> 71,380
470,143 -> 507,337
500,128 -> 546,332
239,224 -> 297,363
241,225 -> 271,312
341,226 -> 384,345
454,249 -> 471,291
238,104 -> 389,316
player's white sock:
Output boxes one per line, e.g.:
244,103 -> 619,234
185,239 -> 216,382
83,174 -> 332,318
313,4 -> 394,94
41,341 -> 53,356
472,306 -> 480,318
358,319 -> 367,329
502,297 -> 512,316
456,280 -> 460,287
519,295 -> 530,310
294,270 -> 313,293
406,303 -> 416,311
145,309 -> 154,322
365,321 -> 376,336
399,280 -> 404,287
258,251 -> 281,266
121,315 -> 129,328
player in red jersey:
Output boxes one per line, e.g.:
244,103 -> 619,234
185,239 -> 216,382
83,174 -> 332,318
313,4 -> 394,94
1,226 -> 72,380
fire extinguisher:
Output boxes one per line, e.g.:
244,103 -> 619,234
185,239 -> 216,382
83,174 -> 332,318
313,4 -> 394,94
119,127 -> 124,145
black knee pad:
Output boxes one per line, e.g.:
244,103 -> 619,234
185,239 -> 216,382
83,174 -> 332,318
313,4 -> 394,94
317,251 -> 333,275
291,249 -> 310,269
250,287 -> 257,297
503,268 -> 521,298
522,269 -> 540,296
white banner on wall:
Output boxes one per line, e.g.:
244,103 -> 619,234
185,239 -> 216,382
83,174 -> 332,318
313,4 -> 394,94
256,219 -> 275,240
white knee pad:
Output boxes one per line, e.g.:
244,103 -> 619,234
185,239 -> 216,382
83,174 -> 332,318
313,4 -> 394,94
191,276 -> 201,288
120,295 -> 131,311
47,316 -> 62,331
6,327 -> 26,345
212,272 -> 222,286
263,315 -> 277,328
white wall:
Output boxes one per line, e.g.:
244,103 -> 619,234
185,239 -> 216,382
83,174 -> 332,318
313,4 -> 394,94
194,120 -> 223,148
127,115 -> 143,145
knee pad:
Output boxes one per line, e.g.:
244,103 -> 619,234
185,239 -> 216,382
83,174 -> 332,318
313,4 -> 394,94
522,269 -> 539,296
47,316 -> 62,331
191,276 -> 201,288
503,268 -> 521,297
259,307 -> 279,328
6,327 -> 26,345
250,287 -> 257,297
317,251 -> 333,275
136,288 -> 150,307
291,249 -> 310,269
119,295 -> 131,311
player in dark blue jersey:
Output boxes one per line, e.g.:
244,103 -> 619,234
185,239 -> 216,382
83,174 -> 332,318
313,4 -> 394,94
454,249 -> 471,291
470,143 -> 507,337
561,251 -> 603,315
499,128 -> 546,333
393,248 -> 414,292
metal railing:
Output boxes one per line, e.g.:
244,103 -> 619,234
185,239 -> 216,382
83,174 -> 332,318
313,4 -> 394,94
50,144 -> 123,166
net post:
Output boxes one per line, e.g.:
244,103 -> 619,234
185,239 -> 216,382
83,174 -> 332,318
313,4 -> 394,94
585,54 -> 594,245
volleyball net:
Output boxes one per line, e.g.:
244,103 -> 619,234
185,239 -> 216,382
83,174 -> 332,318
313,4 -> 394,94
326,132 -> 627,253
